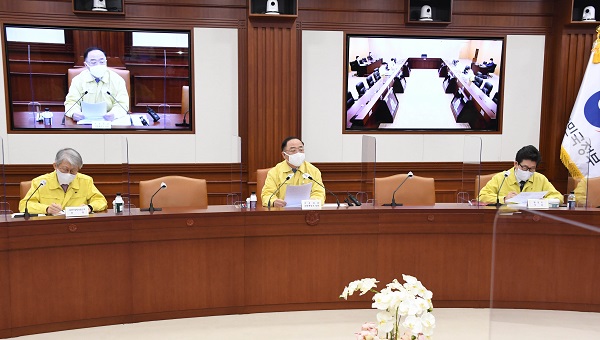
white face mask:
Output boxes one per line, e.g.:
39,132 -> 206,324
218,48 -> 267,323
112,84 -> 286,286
515,168 -> 533,182
88,64 -> 107,79
285,152 -> 305,168
56,169 -> 76,186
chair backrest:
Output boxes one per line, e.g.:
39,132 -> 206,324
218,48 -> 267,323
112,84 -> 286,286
487,63 -> 497,73
68,67 -> 131,95
20,181 -> 32,200
492,91 -> 500,104
139,175 -> 208,209
350,60 -> 359,71
356,82 -> 366,97
366,75 -> 375,87
374,174 -> 435,206
181,85 -> 189,115
346,91 -> 355,110
473,76 -> 483,88
474,173 -> 496,200
256,168 -> 272,207
482,82 -> 493,96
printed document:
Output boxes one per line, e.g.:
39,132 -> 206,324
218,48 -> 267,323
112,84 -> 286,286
284,183 -> 312,208
505,191 -> 548,205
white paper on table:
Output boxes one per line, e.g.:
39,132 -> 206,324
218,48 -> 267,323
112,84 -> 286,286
284,183 -> 312,208
505,191 -> 548,205
80,101 -> 106,120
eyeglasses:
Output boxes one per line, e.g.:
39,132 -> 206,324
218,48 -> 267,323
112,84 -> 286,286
86,58 -> 107,66
285,147 -> 304,155
517,163 -> 536,172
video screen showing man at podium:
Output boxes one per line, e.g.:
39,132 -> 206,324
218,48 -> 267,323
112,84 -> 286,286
65,47 -> 129,123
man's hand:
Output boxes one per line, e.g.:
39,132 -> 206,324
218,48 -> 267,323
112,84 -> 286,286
46,203 -> 62,215
273,199 -> 286,207
72,112 -> 85,121
504,191 -> 518,202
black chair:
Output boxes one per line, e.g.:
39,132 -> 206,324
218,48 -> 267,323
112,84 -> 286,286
346,91 -> 355,110
366,75 -> 375,87
356,82 -> 366,97
473,76 -> 483,88
492,90 -> 500,104
373,70 -> 381,81
350,61 -> 360,72
486,63 -> 497,75
482,82 -> 493,97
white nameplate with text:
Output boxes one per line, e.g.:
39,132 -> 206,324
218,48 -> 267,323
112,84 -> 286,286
301,199 -> 321,210
65,206 -> 89,218
527,199 -> 549,209
92,121 -> 112,129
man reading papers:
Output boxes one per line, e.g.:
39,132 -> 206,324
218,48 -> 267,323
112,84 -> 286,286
261,137 -> 326,207
64,47 -> 129,122
478,145 -> 563,204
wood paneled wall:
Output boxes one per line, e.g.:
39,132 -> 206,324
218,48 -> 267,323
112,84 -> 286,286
0,0 -> 596,205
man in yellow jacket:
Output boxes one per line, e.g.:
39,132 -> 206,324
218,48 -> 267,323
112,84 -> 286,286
19,148 -> 108,215
261,136 -> 326,207
478,145 -> 563,204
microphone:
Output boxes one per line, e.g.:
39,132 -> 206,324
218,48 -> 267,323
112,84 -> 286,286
175,110 -> 190,127
106,91 -> 131,118
268,173 -> 294,209
489,170 -> 510,207
141,182 -> 167,212
62,91 -> 88,125
21,180 -> 47,219
383,171 -> 413,207
348,194 -> 362,206
302,173 -> 340,207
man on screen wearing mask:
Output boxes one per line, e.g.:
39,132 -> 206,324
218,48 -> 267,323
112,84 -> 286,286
64,47 -> 129,122
19,148 -> 108,215
478,145 -> 563,204
261,137 -> 326,207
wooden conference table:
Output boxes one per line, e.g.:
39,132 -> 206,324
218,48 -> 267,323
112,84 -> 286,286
0,204 -> 598,338
12,111 -> 188,130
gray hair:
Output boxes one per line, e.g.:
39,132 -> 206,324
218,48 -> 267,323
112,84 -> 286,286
55,148 -> 83,169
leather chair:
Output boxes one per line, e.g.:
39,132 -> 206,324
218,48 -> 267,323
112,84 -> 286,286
356,82 -> 367,97
139,175 -> 208,209
346,91 -> 355,110
582,177 -> 600,207
181,85 -> 189,115
366,75 -> 375,87
374,174 -> 435,206
473,76 -> 483,88
482,82 -> 493,97
492,91 -> 500,105
350,60 -> 360,72
256,168 -> 272,207
474,173 -> 496,201
20,180 -> 32,199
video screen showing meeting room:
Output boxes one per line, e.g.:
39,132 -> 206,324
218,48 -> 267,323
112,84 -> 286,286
3,25 -> 192,131
345,35 -> 503,132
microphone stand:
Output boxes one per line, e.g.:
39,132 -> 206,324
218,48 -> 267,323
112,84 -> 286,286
268,173 -> 293,209
302,173 -> 340,207
176,110 -> 190,127
383,173 -> 413,207
18,180 -> 46,219
488,171 -> 510,207
141,185 -> 165,212
63,91 -> 88,125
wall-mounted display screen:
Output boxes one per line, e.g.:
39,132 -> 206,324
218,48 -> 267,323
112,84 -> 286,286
345,35 -> 504,133
3,24 -> 192,132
